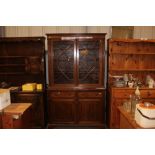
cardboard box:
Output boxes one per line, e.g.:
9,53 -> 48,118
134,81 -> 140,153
36,84 -> 42,90
0,89 -> 11,110
22,83 -> 36,91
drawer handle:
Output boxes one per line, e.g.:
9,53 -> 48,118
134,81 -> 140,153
147,91 -> 151,96
57,92 -> 61,95
98,93 -> 102,95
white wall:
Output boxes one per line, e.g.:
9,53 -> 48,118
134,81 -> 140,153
5,26 -> 155,39
5,26 -> 87,37
134,26 -> 155,39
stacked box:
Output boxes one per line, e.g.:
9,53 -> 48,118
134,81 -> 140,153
0,89 -> 11,110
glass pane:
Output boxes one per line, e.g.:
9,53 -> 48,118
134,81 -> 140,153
79,40 -> 99,84
53,41 -> 74,84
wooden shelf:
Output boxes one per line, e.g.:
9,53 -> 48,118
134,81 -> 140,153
0,56 -> 26,58
109,38 -> 155,43
110,69 -> 155,71
0,72 -> 26,75
110,52 -> 155,55
0,64 -> 25,67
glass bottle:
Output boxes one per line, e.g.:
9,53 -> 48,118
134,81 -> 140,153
131,87 -> 141,116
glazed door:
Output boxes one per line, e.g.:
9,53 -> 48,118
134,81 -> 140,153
49,39 -> 105,87
77,40 -> 104,86
51,40 -> 75,85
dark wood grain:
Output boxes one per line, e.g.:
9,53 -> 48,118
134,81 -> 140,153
47,33 -> 106,128
0,37 -> 46,128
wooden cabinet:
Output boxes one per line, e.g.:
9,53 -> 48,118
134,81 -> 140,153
108,39 -> 155,128
48,89 -> 105,128
109,87 -> 155,128
47,34 -> 106,128
48,90 -> 76,124
0,37 -> 46,128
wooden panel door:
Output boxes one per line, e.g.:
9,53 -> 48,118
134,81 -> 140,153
78,99 -> 104,124
49,40 -> 75,85
49,99 -> 76,124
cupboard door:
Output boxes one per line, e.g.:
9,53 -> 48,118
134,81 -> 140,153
78,40 -> 101,84
52,40 -> 75,84
49,99 -> 76,124
78,99 -> 104,124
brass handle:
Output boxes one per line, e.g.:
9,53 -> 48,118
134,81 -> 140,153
98,92 -> 102,95
57,92 -> 61,95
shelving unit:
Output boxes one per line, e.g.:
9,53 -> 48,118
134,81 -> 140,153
0,37 -> 46,128
108,39 -> 155,85
108,38 -> 155,128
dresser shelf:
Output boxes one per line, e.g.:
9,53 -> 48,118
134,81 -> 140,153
108,39 -> 155,128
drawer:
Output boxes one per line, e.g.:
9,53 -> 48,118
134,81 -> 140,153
113,89 -> 155,99
50,91 -> 75,98
78,91 -> 103,98
11,94 -> 42,105
113,90 -> 135,98
141,90 -> 155,98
